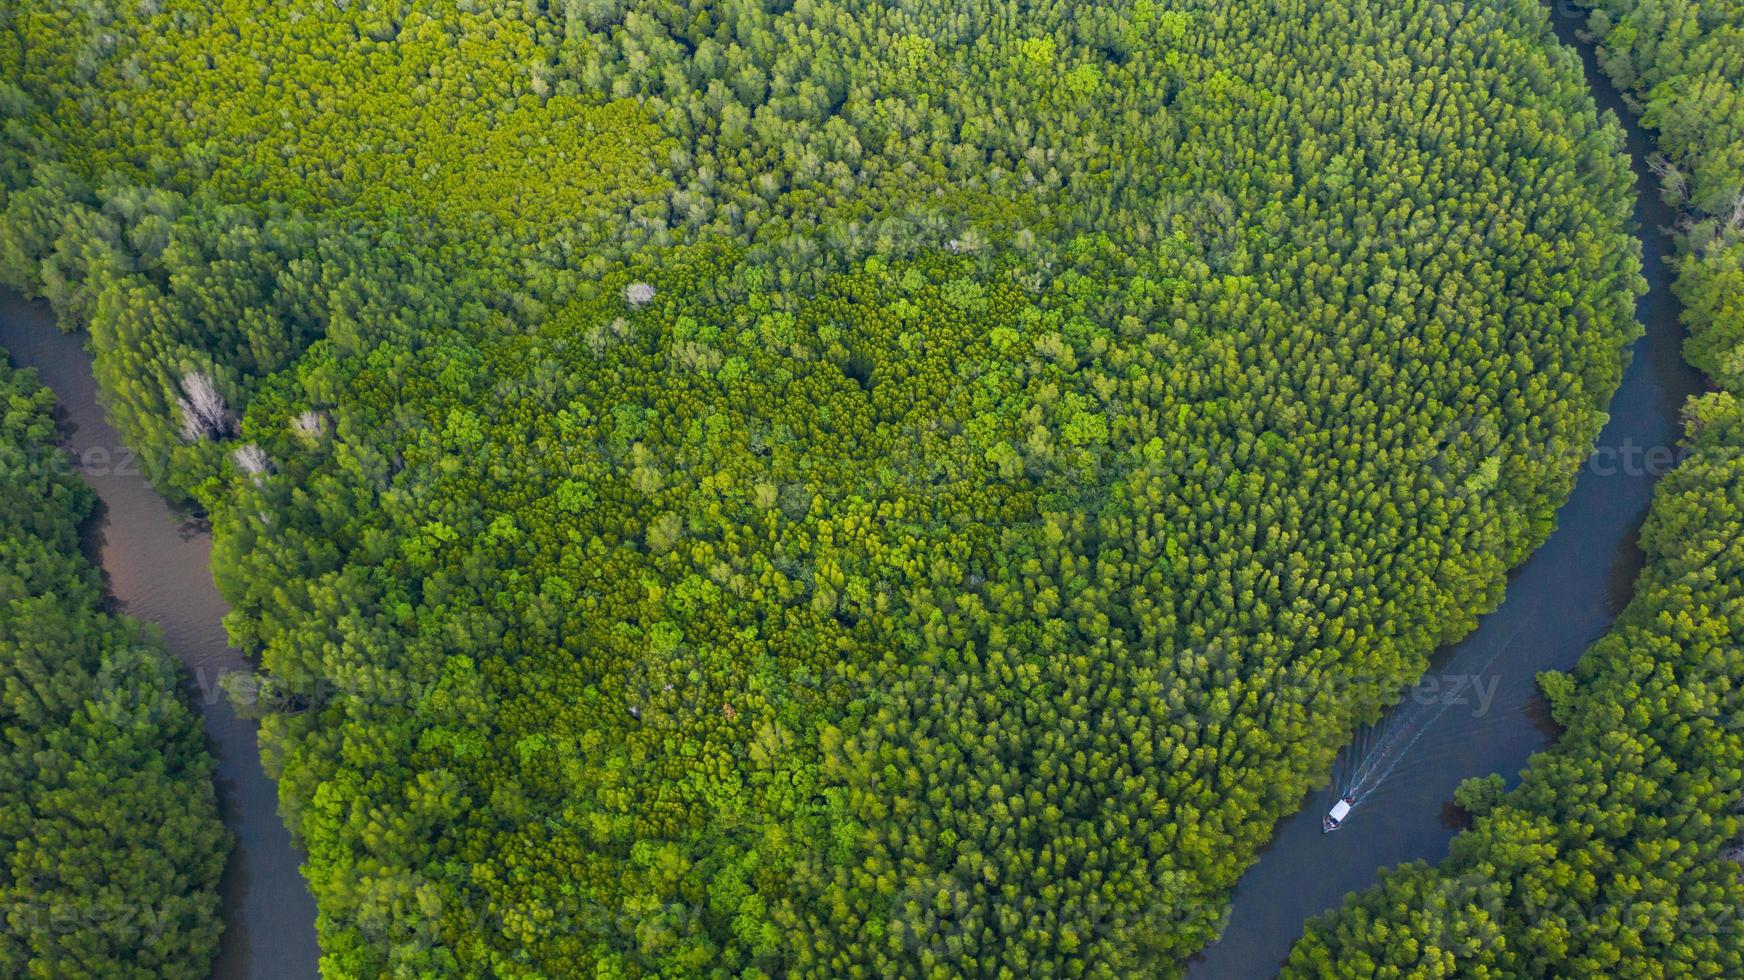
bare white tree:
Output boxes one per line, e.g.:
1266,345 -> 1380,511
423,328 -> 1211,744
177,406 -> 205,442
232,443 -> 270,482
625,282 -> 656,307
1647,155 -> 1689,202
176,371 -> 232,441
290,409 -> 328,443
947,227 -> 986,253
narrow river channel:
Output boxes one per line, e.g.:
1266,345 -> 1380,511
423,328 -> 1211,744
1187,5 -> 1707,976
0,294 -> 321,979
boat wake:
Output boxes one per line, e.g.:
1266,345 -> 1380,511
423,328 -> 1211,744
1324,612 -> 1533,830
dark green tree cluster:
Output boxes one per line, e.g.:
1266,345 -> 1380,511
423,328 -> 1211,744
0,357 -> 228,978
0,0 -> 1664,975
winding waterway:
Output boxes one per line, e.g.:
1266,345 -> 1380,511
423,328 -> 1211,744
0,294 -> 321,979
1187,5 -> 1706,976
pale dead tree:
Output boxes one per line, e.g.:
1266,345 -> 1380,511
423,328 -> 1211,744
947,226 -> 987,254
290,409 -> 328,443
625,282 -> 656,307
176,371 -> 232,441
1726,190 -> 1744,232
176,407 -> 204,443
1647,155 -> 1689,202
231,443 -> 270,482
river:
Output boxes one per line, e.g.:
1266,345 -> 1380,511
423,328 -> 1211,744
0,294 -> 321,979
1186,4 -> 1706,976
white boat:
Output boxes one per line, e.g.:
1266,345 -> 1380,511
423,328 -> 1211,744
1323,796 -> 1353,833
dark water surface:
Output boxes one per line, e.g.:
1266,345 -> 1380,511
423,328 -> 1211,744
0,293 -> 321,979
1186,5 -> 1705,977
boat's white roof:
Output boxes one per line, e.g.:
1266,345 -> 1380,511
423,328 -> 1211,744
1329,799 -> 1352,821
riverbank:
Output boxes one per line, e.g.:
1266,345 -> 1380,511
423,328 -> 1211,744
0,293 -> 320,980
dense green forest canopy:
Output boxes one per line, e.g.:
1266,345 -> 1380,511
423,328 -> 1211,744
1284,1 -> 1744,975
0,357 -> 227,978
0,0 -> 1664,975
